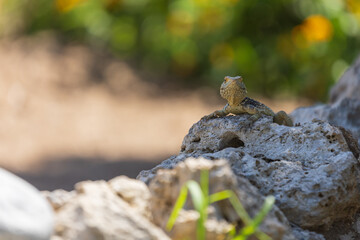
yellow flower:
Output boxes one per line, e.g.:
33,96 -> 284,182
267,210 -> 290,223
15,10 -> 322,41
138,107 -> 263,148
291,15 -> 333,48
301,15 -> 333,42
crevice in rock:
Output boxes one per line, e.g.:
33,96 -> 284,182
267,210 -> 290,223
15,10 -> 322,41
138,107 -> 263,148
191,136 -> 201,143
254,154 -> 281,163
335,125 -> 360,159
218,132 -> 244,150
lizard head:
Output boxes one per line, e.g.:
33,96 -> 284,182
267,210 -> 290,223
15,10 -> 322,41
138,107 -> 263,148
220,76 -> 247,106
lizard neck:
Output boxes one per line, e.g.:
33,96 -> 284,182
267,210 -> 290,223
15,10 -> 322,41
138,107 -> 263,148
228,95 -> 245,107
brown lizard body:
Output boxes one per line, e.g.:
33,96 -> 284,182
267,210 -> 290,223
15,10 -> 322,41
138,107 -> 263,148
204,76 -> 293,127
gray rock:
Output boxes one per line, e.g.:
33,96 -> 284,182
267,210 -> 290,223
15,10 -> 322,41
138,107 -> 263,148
330,55 -> 360,103
292,55 -> 360,148
316,210 -> 360,240
51,180 -> 169,240
291,98 -> 360,147
291,226 -> 326,240
149,157 -> 297,240
0,168 -> 54,240
138,115 -> 360,229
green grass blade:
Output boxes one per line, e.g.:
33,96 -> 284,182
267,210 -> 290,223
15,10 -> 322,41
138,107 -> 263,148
209,190 -> 232,203
238,196 -> 275,239
186,180 -> 205,212
200,170 -> 209,202
254,230 -> 272,240
187,180 -> 207,240
252,196 -> 275,229
166,185 -> 188,231
229,192 -> 252,225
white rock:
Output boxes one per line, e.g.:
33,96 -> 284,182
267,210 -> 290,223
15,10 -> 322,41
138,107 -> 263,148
52,180 -> 169,240
0,168 -> 54,240
108,176 -> 151,219
42,189 -> 76,211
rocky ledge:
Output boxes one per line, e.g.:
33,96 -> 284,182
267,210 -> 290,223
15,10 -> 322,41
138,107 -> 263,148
139,114 -> 360,232
5,111 -> 360,239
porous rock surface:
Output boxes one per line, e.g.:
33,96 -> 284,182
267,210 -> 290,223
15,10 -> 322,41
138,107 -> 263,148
0,168 -> 54,240
138,115 -> 360,230
288,54 -> 360,239
42,189 -> 76,211
149,157 -> 297,240
108,176 -> 152,219
49,176 -> 169,240
291,98 -> 360,146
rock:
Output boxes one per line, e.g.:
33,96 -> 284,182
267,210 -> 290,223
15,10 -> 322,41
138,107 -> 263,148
291,98 -> 360,147
0,168 -> 54,240
138,115 -> 360,229
292,55 -> 360,147
51,180 -> 169,240
108,175 -> 152,219
291,226 -> 326,240
42,189 -> 76,211
149,157 -> 297,240
330,55 -> 360,103
313,209 -> 360,240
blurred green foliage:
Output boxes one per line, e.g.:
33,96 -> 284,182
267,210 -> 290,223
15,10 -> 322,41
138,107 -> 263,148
1,0 -> 360,100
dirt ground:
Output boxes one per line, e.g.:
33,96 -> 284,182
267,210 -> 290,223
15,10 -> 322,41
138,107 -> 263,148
0,34 -> 310,190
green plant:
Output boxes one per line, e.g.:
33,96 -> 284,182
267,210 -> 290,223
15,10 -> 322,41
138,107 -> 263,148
1,0 -> 359,100
166,170 -> 275,240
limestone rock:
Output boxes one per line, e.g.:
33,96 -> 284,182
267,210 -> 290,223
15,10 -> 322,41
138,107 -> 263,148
149,158 -> 296,240
291,98 -> 360,147
138,115 -> 360,229
330,55 -> 360,103
318,210 -> 360,240
42,189 -> 76,211
291,226 -> 326,240
52,180 -> 169,240
108,175 -> 151,219
0,168 -> 54,240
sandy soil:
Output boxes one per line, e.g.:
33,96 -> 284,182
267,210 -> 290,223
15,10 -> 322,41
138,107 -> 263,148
0,34 -> 310,190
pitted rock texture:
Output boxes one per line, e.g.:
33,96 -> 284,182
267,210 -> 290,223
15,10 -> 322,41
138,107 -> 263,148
330,55 -> 360,104
42,189 -> 76,211
291,98 -> 360,147
149,158 -> 297,240
138,115 -> 360,229
108,176 -> 152,220
291,226 -> 325,240
50,179 -> 169,240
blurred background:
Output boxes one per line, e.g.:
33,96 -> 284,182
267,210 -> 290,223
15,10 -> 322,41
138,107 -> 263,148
0,0 -> 359,190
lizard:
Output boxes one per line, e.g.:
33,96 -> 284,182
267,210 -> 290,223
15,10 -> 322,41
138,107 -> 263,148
203,76 -> 293,127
